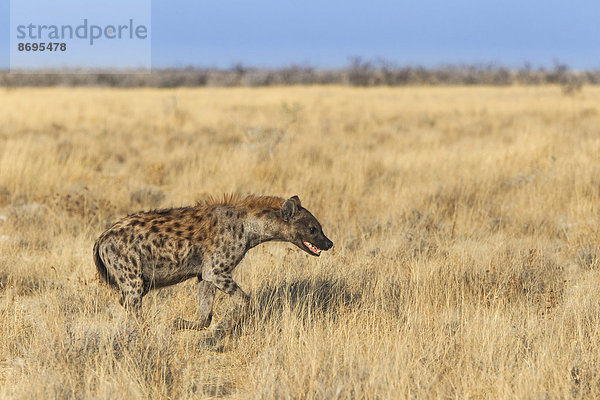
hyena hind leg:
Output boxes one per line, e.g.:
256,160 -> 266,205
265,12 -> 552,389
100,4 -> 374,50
173,279 -> 217,331
118,277 -> 144,316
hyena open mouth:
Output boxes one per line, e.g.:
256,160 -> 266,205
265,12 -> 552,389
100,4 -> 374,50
302,240 -> 322,256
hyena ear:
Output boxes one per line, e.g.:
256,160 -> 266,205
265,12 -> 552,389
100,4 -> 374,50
281,195 -> 301,222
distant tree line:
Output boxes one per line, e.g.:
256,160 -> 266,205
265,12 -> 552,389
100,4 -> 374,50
1,59 -> 597,89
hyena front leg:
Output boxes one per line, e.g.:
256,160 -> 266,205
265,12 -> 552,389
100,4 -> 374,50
173,279 -> 217,331
211,273 -> 250,305
205,272 -> 251,331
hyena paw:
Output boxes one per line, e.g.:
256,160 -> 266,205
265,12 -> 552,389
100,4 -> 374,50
171,317 -> 186,331
172,316 -> 213,331
208,322 -> 229,339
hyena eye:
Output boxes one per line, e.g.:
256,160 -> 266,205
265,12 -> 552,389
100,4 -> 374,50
309,227 -> 317,235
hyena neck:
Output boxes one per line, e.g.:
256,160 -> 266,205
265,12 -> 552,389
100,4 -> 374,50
244,209 -> 288,249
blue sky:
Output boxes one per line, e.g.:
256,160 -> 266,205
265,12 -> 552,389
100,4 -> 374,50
2,0 -> 599,70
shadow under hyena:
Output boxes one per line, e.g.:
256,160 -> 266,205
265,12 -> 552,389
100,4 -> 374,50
239,277 -> 362,331
159,277 -> 361,351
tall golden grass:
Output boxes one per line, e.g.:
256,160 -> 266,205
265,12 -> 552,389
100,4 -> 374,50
0,86 -> 600,398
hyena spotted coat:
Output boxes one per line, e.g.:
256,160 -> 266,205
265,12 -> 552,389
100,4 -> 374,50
93,195 -> 333,329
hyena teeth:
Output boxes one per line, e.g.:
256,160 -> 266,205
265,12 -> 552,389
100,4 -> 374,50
303,240 -> 321,255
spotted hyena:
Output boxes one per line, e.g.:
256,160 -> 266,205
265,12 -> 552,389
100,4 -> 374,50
93,195 -> 333,330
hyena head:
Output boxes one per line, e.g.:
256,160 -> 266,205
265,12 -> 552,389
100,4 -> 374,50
280,195 -> 333,256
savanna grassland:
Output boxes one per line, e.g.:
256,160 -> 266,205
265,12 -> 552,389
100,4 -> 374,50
1,86 -> 600,399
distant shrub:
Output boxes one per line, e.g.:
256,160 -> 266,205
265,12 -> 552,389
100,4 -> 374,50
2,60 -> 598,87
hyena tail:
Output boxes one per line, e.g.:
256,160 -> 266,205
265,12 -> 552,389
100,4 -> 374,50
93,240 -> 117,287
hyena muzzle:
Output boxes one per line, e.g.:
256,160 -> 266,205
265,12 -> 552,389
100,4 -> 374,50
93,195 -> 333,330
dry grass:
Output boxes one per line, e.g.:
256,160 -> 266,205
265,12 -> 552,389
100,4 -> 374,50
0,86 -> 600,398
